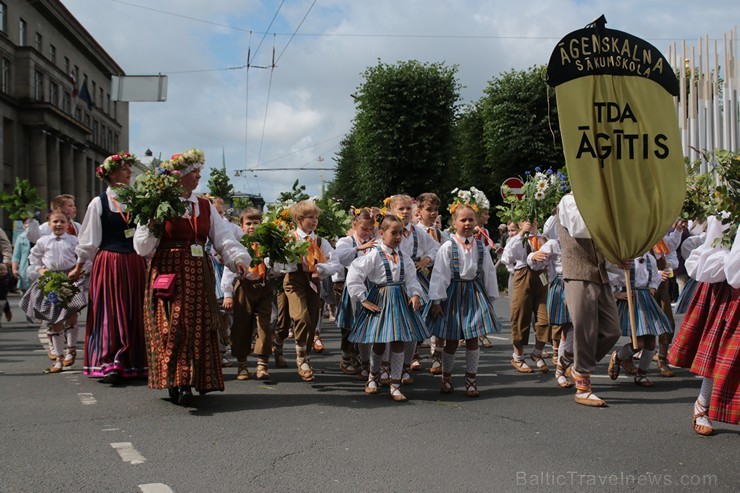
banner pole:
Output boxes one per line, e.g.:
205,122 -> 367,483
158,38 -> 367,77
623,269 -> 639,349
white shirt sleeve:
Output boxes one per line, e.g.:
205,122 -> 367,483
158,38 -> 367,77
403,253 -> 425,301
27,219 -> 42,244
208,203 -> 251,271
133,224 -> 159,257
334,236 -> 360,267
685,216 -> 726,281
501,234 -> 527,270
481,245 -> 500,300
557,194 -> 592,239
346,254 -> 374,303
75,196 -> 103,264
221,266 -> 237,298
315,237 -> 342,278
428,243 -> 452,302
699,249 -> 728,283
725,229 -> 740,289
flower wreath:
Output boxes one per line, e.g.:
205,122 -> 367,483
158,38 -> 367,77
96,152 -> 138,180
162,148 -> 205,175
448,187 -> 489,215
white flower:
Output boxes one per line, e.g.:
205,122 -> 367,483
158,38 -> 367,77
534,172 -> 547,182
457,190 -> 467,199
536,179 -> 549,192
451,188 -> 459,194
550,174 -> 558,185
534,191 -> 545,200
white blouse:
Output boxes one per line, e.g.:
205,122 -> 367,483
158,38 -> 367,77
428,235 -> 499,302
724,229 -> 740,289
133,193 -> 251,271
557,193 -> 592,239
501,232 -> 545,271
399,223 -> 440,262
528,238 -> 562,280
685,216 -> 728,283
75,187 -> 133,263
346,242 -> 424,303
332,233 -> 376,282
608,253 -> 661,291
271,227 -> 341,278
29,233 -> 82,272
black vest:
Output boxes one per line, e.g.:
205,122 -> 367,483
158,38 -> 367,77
99,191 -> 135,253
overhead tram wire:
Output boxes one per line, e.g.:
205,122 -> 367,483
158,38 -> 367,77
274,0 -> 317,65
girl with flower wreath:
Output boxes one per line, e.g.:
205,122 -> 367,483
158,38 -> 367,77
427,196 -> 501,397
22,210 -> 89,373
69,152 -> 148,384
134,149 -> 251,406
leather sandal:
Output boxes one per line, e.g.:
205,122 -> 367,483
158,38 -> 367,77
634,372 -> 654,387
340,357 -> 359,375
365,372 -> 379,394
479,336 -> 493,348
574,392 -> 607,407
657,358 -> 674,378
692,401 -> 714,436
429,356 -> 442,375
313,337 -> 325,353
390,380 -> 407,402
273,349 -> 288,368
440,374 -> 454,394
401,366 -> 414,385
255,364 -> 270,381
62,348 -> 77,368
620,357 -> 638,375
236,362 -> 250,381
511,358 -> 533,373
607,351 -> 621,380
555,364 -> 573,388
49,360 -> 63,374
379,363 -> 391,386
530,353 -> 549,373
410,356 -> 423,372
465,373 -> 480,397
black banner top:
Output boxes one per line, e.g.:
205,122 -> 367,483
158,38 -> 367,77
546,21 -> 679,96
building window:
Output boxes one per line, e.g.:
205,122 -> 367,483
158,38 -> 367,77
63,56 -> 69,75
106,93 -> 110,114
113,101 -> 117,120
74,107 -> 81,121
92,120 -> 98,143
108,129 -> 113,150
62,91 -> 70,113
99,88 -> 103,107
19,19 -> 26,46
49,44 -> 56,64
49,81 -> 58,106
1,58 -> 9,95
114,133 -> 119,150
92,80 -> 96,101
0,3 -> 7,34
34,71 -> 43,100
84,112 -> 90,127
34,32 -> 42,52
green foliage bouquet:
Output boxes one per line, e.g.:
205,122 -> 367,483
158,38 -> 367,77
682,159 -> 713,222
710,150 -> 739,249
315,196 -> 352,241
0,178 -> 46,220
496,167 -> 569,227
38,271 -> 81,309
115,162 -> 187,238
240,220 -> 308,267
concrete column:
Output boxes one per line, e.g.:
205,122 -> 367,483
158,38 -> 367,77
60,141 -> 74,197
46,136 -> 61,200
29,128 -> 48,202
73,146 -> 88,206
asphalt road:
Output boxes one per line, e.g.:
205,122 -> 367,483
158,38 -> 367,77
0,294 -> 737,493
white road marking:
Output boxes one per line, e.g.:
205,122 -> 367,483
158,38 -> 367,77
111,442 -> 147,465
102,428 -> 120,432
487,336 -> 509,341
77,393 -> 97,405
139,484 -> 174,493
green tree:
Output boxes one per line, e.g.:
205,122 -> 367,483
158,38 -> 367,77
326,131 -> 363,206
207,167 -> 234,199
330,59 -> 461,205
452,102 -> 487,191
479,65 -> 564,205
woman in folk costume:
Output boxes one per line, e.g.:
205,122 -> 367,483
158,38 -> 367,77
134,149 -> 250,406
669,217 -> 739,435
334,208 -> 377,377
70,153 -> 148,384
427,199 -> 501,397
387,194 -> 439,382
607,252 -> 673,387
347,214 -> 429,402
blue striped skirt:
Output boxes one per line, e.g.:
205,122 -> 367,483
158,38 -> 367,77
417,269 -> 432,319
616,289 -> 674,337
426,278 -> 502,340
546,274 -> 571,325
675,277 -> 698,315
210,255 -> 224,300
348,282 -> 430,344
335,284 -> 354,330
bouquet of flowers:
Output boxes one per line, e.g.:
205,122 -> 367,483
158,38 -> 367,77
0,178 -> 46,220
315,196 -> 352,241
115,161 -> 187,238
240,220 -> 308,266
38,271 -> 81,309
496,167 -> 569,227
264,199 -> 296,230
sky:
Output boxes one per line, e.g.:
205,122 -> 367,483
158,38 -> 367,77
60,0 -> 739,203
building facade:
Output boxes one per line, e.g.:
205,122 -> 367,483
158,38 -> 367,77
0,0 -> 129,228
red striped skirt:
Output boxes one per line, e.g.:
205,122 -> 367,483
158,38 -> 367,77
669,281 -> 739,424
144,246 -> 225,394
83,250 -> 147,378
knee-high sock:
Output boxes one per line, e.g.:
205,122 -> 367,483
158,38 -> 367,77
370,349 -> 382,373
65,325 -> 79,348
618,343 -> 635,362
638,348 -> 655,372
698,377 -> 713,407
404,341 -> 417,365
358,343 -> 371,363
561,326 -> 573,354
465,348 -> 480,375
442,351 -> 455,375
390,350 -> 404,380
51,332 -> 64,360
382,344 -> 390,361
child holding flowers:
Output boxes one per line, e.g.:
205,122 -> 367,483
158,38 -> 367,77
21,210 -> 88,373
428,195 -> 501,397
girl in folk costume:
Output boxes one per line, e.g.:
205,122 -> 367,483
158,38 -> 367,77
334,208 -> 377,377
651,223 -> 685,378
347,214 -> 429,402
669,217 -> 739,435
388,194 -> 439,382
134,149 -> 251,406
607,252 -> 672,387
416,192 -> 450,375
501,219 -> 551,373
428,202 -> 501,397
221,208 -> 274,382
529,230 -> 575,388
277,200 -> 341,382
70,153 -> 147,383
21,210 -> 89,372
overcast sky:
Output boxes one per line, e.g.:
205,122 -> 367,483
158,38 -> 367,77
61,0 -> 739,202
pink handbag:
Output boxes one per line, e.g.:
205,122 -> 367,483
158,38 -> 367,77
152,273 -> 177,299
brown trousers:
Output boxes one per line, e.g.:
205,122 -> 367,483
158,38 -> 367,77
275,288 -> 291,341
231,280 -> 273,360
510,267 -> 550,346
333,281 -> 354,354
653,256 -> 676,349
564,280 -> 621,375
283,270 -> 322,351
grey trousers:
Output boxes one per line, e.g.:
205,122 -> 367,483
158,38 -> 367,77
564,279 -> 621,375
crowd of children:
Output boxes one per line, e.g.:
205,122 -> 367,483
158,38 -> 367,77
3,163 -> 737,437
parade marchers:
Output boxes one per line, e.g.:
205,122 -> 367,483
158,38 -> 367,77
2,150 -> 737,439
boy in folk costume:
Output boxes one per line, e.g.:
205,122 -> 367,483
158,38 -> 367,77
501,219 -> 551,373
278,200 -> 341,382
416,192 -> 450,374
556,193 -> 622,407
221,208 -> 275,381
